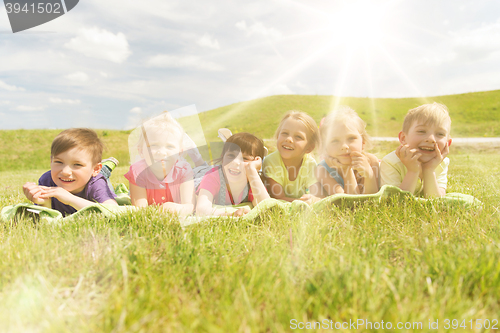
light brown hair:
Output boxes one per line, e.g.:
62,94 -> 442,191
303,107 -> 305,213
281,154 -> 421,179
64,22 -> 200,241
402,102 -> 451,134
51,128 -> 105,165
320,106 -> 373,151
274,110 -> 320,149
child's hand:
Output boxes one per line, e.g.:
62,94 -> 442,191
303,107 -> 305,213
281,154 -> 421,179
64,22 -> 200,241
23,182 -> 47,205
245,156 -> 262,172
324,155 -> 351,173
39,186 -> 74,206
350,152 -> 374,178
298,193 -> 321,205
396,144 -> 421,173
221,207 -> 251,217
421,142 -> 449,171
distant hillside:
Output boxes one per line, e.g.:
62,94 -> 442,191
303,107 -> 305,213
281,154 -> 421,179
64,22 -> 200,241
196,90 -> 500,143
1,90 -> 499,172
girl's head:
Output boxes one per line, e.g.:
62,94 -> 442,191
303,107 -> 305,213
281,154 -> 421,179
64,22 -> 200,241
274,110 -> 319,160
137,112 -> 185,167
218,132 -> 266,182
320,106 -> 372,164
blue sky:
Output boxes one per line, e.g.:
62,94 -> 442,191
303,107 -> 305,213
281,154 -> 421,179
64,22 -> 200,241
1,0 -> 500,130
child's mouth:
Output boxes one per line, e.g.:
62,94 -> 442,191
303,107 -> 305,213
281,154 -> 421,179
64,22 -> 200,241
419,146 -> 435,152
227,168 -> 241,176
282,145 -> 294,151
60,178 -> 75,183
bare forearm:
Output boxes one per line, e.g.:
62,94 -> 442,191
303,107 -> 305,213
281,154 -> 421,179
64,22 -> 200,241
399,171 -> 419,193
343,169 -> 358,194
361,173 -> 379,194
422,169 -> 444,198
247,169 -> 269,204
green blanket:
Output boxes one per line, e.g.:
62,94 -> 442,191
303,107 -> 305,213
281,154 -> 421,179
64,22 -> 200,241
1,185 -> 481,226
179,185 -> 482,227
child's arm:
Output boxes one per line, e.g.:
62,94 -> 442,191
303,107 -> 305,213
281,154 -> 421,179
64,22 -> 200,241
129,183 -> 149,207
351,152 -> 379,194
38,186 -> 117,210
161,179 -> 195,216
321,156 -> 358,195
245,157 -> 270,206
395,145 -> 421,193
265,177 -> 297,202
196,189 -> 236,216
316,165 -> 344,196
421,142 -> 449,198
23,182 -> 52,208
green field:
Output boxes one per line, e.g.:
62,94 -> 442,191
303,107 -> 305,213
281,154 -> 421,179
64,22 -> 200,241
1,92 -> 500,332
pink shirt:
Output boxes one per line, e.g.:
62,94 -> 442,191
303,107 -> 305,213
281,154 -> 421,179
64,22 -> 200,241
125,159 -> 193,206
198,167 -> 254,205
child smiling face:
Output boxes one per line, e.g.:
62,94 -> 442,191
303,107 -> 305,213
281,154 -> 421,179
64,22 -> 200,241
276,118 -> 313,162
399,120 -> 451,163
222,149 -> 254,183
50,147 -> 101,194
324,121 -> 364,165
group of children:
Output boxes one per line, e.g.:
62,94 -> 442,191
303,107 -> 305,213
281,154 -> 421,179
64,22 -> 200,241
22,102 -> 452,217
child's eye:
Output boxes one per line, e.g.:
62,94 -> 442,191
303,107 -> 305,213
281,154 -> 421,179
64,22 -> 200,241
75,163 -> 83,167
295,135 -> 303,140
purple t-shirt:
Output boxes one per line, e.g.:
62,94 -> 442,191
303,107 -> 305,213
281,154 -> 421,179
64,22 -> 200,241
38,171 -> 117,216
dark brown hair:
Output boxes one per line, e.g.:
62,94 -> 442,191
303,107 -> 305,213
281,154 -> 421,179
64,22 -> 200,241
216,132 -> 266,164
51,128 -> 104,165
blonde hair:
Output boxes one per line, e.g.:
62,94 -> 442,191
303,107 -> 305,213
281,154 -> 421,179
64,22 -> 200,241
274,110 -> 320,149
51,128 -> 104,165
137,111 -> 185,149
320,106 -> 372,151
402,103 -> 451,134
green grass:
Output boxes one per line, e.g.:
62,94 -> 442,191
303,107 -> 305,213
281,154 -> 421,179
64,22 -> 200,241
1,91 -> 500,331
1,145 -> 500,332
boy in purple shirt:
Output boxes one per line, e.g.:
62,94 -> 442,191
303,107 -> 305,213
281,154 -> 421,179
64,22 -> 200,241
23,128 -> 117,216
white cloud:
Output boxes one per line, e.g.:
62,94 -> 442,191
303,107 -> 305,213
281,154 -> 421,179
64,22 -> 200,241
147,55 -> 224,71
0,80 -> 25,92
65,27 -> 131,63
451,20 -> 500,61
16,105 -> 45,111
235,20 -> 282,39
130,107 -> 142,114
100,72 -> 109,78
49,97 -> 81,104
65,72 -> 89,82
197,33 -> 220,50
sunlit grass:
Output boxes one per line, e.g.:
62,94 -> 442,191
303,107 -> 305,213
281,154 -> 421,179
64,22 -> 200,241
1,152 -> 499,332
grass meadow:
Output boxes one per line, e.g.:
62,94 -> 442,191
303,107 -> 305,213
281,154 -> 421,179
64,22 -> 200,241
1,92 -> 500,332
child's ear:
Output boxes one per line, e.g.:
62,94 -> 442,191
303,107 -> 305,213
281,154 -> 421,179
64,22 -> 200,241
398,131 -> 407,145
447,138 -> 452,147
92,163 -> 103,177
305,143 -> 315,154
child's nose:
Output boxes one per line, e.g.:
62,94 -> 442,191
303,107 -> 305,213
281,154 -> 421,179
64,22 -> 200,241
425,134 -> 436,143
61,165 -> 72,175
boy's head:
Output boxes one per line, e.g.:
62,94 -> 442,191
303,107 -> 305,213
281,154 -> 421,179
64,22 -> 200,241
138,112 -> 185,165
50,128 -> 105,193
399,103 -> 452,163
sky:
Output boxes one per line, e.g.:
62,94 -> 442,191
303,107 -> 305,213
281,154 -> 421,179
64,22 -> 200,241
1,0 -> 500,130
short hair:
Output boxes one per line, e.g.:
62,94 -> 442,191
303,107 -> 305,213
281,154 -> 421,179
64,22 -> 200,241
274,110 -> 320,149
402,103 -> 451,134
320,106 -> 372,151
137,111 -> 185,149
218,132 -> 266,164
51,128 -> 104,165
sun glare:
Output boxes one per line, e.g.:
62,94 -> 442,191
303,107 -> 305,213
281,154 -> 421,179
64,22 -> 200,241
328,1 -> 389,49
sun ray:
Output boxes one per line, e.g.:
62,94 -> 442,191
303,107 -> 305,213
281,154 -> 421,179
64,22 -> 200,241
364,48 -> 379,137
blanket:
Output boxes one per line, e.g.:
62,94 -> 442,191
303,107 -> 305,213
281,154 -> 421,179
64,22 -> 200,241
1,185 -> 481,226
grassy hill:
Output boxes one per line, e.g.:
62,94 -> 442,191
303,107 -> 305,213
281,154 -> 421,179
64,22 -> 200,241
196,90 -> 500,143
1,90 -> 499,172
